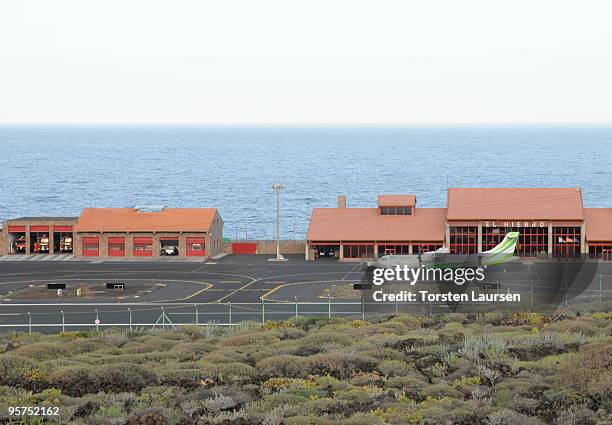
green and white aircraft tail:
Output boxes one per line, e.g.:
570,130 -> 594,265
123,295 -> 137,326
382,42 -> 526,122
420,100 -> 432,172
480,231 -> 519,267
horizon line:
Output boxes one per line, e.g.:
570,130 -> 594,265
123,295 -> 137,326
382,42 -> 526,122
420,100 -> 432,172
1,121 -> 612,127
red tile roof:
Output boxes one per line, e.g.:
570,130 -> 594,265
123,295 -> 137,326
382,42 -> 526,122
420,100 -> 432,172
585,208 -> 612,242
307,208 -> 446,242
75,208 -> 218,233
447,188 -> 584,221
377,195 -> 416,207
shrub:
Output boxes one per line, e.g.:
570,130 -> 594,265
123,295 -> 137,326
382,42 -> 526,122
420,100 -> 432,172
13,343 -> 70,361
487,408 -> 545,425
558,338 -> 612,397
419,383 -> 462,400
293,332 -> 354,356
376,359 -> 414,377
305,352 -> 377,379
50,364 -> 156,396
0,355 -> 36,387
257,355 -> 307,378
199,361 -> 258,383
220,330 -> 281,347
157,368 -> 207,388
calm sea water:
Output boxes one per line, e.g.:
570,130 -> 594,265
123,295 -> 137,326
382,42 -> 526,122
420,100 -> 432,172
0,126 -> 610,239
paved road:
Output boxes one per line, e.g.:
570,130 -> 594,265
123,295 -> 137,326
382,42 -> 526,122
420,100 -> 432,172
0,256 -> 610,332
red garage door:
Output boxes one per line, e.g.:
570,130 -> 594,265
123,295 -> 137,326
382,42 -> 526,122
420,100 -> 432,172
53,225 -> 73,232
232,243 -> 257,254
82,237 -> 99,257
30,225 -> 50,232
108,237 -> 125,257
186,237 -> 206,256
8,226 -> 26,233
133,237 -> 153,256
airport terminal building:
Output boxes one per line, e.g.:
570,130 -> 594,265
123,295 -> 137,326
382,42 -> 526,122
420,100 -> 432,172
0,207 -> 223,258
306,188 -> 612,261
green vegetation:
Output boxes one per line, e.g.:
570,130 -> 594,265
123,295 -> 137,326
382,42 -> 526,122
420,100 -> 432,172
0,307 -> 610,424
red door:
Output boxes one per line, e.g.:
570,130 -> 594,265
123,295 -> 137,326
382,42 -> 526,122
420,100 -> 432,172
82,237 -> 99,257
133,237 -> 153,256
186,237 -> 206,256
108,237 -> 126,257
232,243 -> 257,254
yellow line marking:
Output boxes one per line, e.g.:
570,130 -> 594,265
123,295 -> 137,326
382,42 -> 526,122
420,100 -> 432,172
261,280 -> 341,302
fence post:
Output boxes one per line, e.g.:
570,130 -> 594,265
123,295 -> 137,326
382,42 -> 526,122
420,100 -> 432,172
294,297 -> 298,318
328,296 -> 331,319
61,310 -> 65,333
600,274 -> 603,301
28,312 -> 32,334
128,308 -> 132,331
95,309 -> 99,332
194,303 -> 199,325
228,303 -> 232,324
262,300 -> 265,323
161,306 -> 166,330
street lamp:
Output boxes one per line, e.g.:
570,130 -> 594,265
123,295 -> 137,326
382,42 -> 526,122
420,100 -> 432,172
271,183 -> 287,261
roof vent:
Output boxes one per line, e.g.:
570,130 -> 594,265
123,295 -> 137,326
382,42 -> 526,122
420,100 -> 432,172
134,205 -> 166,213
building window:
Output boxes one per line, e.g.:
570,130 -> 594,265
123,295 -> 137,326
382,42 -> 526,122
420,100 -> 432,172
413,244 -> 443,254
343,244 -> 374,258
378,244 -> 410,255
483,226 -> 548,257
589,245 -> 612,260
380,207 -> 412,215
449,226 -> 478,254
553,227 -> 581,258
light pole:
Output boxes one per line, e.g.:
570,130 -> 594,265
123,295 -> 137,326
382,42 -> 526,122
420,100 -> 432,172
271,183 -> 286,261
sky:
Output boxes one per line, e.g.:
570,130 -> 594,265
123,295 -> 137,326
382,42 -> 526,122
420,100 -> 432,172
1,0 -> 611,124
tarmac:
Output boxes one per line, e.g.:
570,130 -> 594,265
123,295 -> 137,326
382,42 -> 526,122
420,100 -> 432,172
0,255 -> 610,332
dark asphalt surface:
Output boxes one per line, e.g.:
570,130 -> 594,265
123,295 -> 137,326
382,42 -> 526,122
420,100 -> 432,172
0,255 -> 610,332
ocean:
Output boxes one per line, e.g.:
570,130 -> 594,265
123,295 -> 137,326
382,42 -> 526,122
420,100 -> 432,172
0,125 -> 610,239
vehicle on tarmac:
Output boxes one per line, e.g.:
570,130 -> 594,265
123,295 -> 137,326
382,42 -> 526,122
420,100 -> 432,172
367,232 -> 520,269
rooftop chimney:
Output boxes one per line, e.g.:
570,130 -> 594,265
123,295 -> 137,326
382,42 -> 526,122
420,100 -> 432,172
337,195 -> 347,208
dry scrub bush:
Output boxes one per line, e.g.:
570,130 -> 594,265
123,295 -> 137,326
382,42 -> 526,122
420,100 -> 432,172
558,338 -> 611,398
13,342 -> 70,361
0,355 -> 36,387
257,355 -> 307,378
487,408 -> 545,425
199,361 -> 258,384
305,352 -> 377,379
220,330 -> 281,347
49,363 -> 156,396
376,359 -> 414,377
